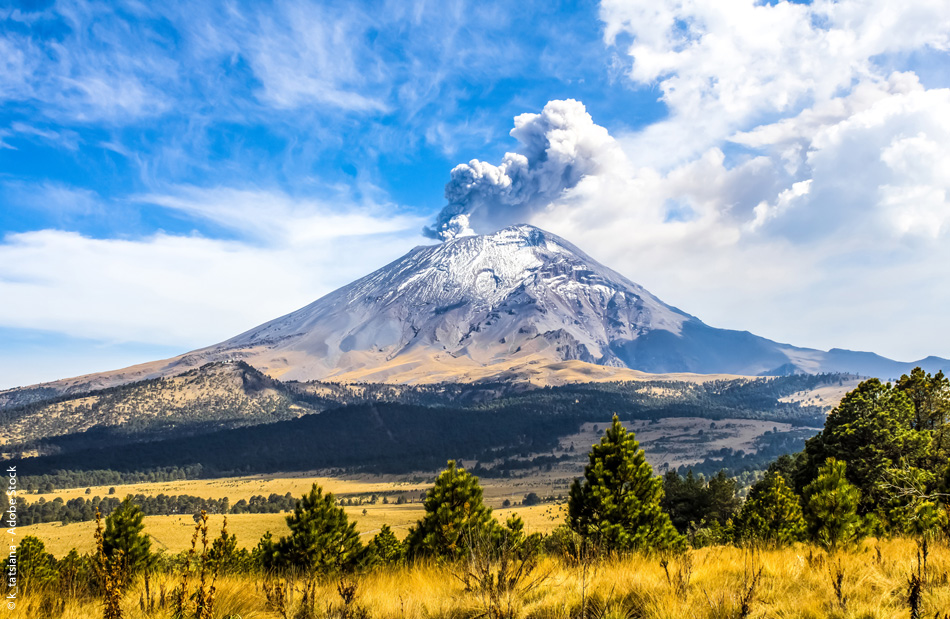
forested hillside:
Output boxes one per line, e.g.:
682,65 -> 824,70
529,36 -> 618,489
7,369 -> 850,481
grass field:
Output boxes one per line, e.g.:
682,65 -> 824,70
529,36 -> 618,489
28,472 -> 434,504
29,469 -> 576,506
15,537 -> 950,618
18,410 -> 813,563
22,497 -> 568,557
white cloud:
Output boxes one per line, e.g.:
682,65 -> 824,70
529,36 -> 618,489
0,183 -> 427,349
2,181 -> 103,218
0,224 -> 424,347
9,122 -> 81,150
525,0 -> 950,361
136,185 -> 423,245
601,0 -> 950,167
240,3 -> 389,112
416,0 -> 950,361
0,1 -> 392,124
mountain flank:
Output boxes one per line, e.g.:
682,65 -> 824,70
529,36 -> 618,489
2,224 -> 946,403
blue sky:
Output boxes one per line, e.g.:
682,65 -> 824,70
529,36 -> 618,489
2,0 -> 950,388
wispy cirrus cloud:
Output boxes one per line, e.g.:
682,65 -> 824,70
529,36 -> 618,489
0,187 -> 426,347
136,185 -> 425,245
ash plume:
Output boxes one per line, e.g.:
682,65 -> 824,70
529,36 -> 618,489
424,99 -> 615,240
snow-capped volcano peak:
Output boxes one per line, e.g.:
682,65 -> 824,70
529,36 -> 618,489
212,224 -> 692,380
5,224 -> 947,396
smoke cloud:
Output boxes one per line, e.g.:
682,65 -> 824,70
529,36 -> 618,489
424,99 -> 617,240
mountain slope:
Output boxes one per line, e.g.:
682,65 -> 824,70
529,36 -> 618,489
208,224 -> 694,380
197,224 -> 948,380
1,224 -> 946,404
0,361 -> 312,458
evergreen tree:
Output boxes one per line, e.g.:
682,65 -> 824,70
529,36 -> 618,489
103,496 -> 152,577
406,460 -> 497,559
275,483 -> 361,574
17,536 -> 54,591
766,452 -> 806,493
705,469 -> 741,525
896,368 -> 950,431
737,473 -> 805,546
568,415 -> 683,552
253,531 -> 279,572
897,368 -> 950,476
802,378 -> 928,510
662,469 -> 709,533
803,458 -> 864,551
662,469 -> 740,535
208,517 -> 240,575
363,524 -> 405,567
905,500 -> 943,538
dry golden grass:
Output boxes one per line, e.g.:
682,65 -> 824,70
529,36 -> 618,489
31,472 -> 432,503
23,502 -> 568,557
25,472 -> 572,559
16,538 -> 950,619
31,471 -> 568,508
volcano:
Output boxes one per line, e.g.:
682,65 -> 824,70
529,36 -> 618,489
3,224 -> 947,401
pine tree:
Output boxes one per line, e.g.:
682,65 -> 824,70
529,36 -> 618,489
568,415 -> 683,552
275,483 -> 361,574
897,368 -> 950,474
706,469 -> 741,525
896,367 -> 950,431
803,458 -> 864,551
253,531 -> 279,571
208,517 -> 239,575
103,497 -> 152,578
737,473 -> 805,546
363,524 -> 405,567
406,460 -> 497,559
802,378 -> 928,510
662,469 -> 709,533
17,535 -> 54,592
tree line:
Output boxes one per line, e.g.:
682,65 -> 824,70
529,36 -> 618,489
661,367 -> 950,547
8,367 -> 948,619
7,362 -> 842,471
18,492 -> 299,526
21,465 -> 206,494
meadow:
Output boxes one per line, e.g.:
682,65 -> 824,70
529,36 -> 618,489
22,503 -> 568,558
15,537 -> 950,618
20,473 -> 569,557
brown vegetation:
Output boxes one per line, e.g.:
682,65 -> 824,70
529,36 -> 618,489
15,538 -> 950,618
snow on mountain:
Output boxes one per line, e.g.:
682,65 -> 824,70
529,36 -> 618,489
212,224 -> 690,376
189,223 -> 945,381
2,224 -> 947,400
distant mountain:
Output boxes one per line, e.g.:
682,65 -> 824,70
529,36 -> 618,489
1,224 -> 946,403
0,361 -> 302,457
192,224 -> 949,380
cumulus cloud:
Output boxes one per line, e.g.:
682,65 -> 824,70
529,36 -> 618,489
424,99 -> 623,239
601,0 -> 950,168
592,0 -> 950,361
418,0 -> 950,361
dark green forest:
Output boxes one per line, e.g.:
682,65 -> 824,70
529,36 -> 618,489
7,365 -> 845,485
